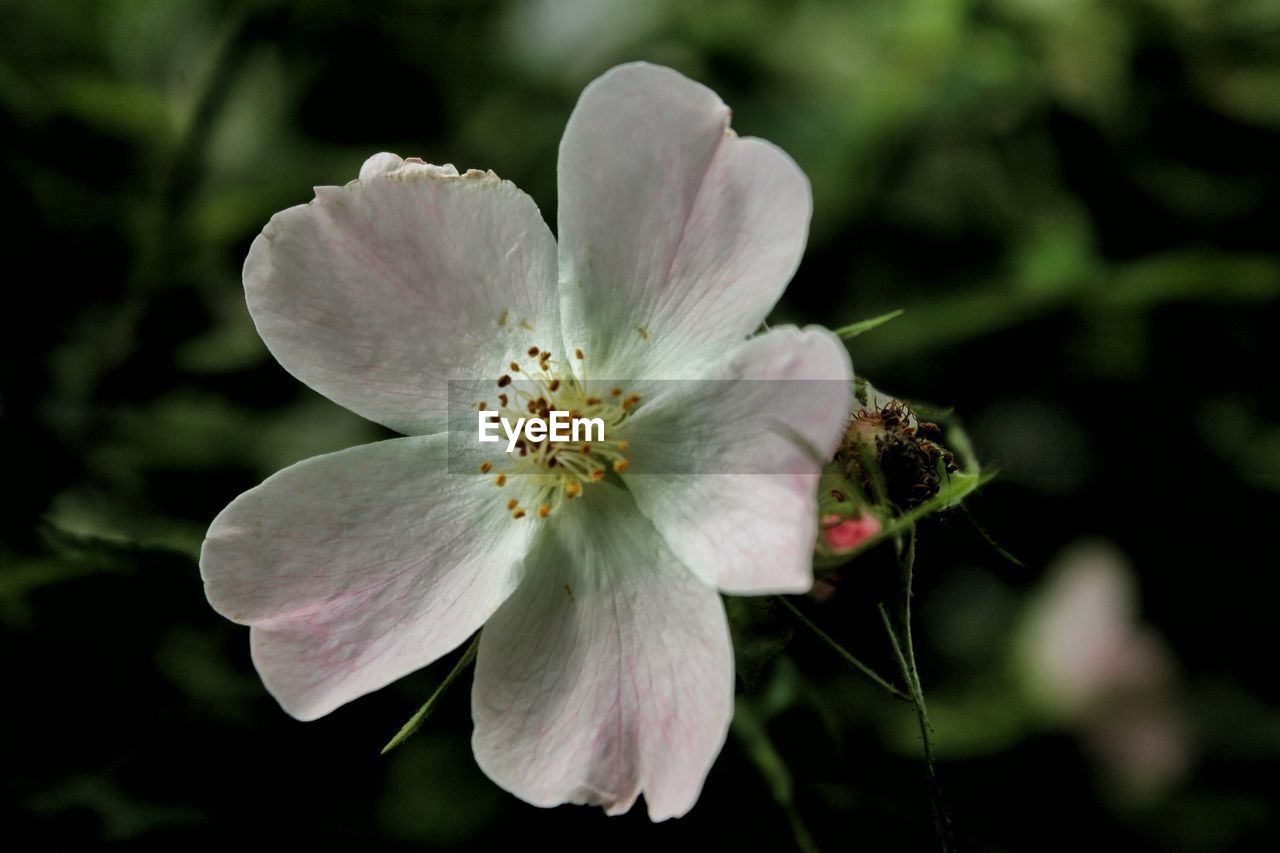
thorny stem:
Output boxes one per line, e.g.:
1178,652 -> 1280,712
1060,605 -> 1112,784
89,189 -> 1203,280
775,595 -> 911,702
881,528 -> 956,852
898,530 -> 921,699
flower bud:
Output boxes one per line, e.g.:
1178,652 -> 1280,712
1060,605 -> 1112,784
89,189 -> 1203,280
819,512 -> 882,554
835,397 -> 957,511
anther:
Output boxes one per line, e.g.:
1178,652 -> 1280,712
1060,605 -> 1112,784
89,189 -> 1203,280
548,379 -> 560,392
507,498 -> 519,510
479,461 -> 492,473
495,474 -> 507,487
498,393 -> 508,406
537,504 -> 550,518
477,401 -> 487,410
575,348 -> 584,359
512,509 -> 526,519
509,361 -> 520,372
613,459 -> 630,474
565,482 -> 582,499
497,375 -> 512,387
610,387 -> 622,397
527,346 -> 540,357
591,469 -> 606,480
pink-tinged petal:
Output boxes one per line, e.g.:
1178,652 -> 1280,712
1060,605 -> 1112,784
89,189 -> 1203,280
556,63 -> 812,378
200,435 -> 533,720
621,327 -> 853,594
471,484 -> 733,821
245,154 -> 560,436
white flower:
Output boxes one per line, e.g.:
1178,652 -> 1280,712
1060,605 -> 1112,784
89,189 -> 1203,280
201,62 -> 852,820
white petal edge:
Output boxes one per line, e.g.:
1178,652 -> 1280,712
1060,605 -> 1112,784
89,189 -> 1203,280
471,483 -> 734,820
620,326 -> 853,594
556,62 -> 813,379
245,153 -> 560,436
200,434 -> 534,720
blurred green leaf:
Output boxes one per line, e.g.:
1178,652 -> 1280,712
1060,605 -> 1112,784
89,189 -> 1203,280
48,73 -> 177,142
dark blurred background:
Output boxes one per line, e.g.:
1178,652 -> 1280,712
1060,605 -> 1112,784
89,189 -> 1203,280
3,0 -> 1279,849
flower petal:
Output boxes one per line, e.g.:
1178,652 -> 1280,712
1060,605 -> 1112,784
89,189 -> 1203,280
245,154 -> 560,436
621,326 -> 853,594
471,484 -> 733,820
556,63 -> 812,378
200,434 -> 533,720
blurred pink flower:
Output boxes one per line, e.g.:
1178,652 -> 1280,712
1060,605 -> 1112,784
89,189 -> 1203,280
199,63 -> 852,819
1018,540 -> 1189,800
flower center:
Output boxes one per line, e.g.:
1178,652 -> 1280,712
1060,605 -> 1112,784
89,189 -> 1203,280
476,346 -> 640,519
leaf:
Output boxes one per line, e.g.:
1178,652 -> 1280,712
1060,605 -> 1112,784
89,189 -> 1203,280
832,309 -> 904,340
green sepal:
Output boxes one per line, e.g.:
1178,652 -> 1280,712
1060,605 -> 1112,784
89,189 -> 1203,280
832,309 -> 905,340
381,633 -> 481,755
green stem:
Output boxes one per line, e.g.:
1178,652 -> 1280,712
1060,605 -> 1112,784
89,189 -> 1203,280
381,633 -> 481,754
879,533 -> 956,851
776,596 -> 911,702
897,530 -> 921,699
